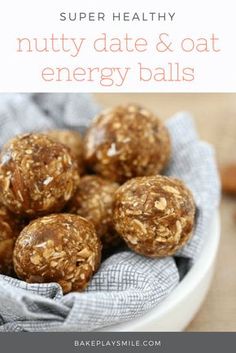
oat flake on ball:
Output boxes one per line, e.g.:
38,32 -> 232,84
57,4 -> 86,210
13,214 -> 101,294
45,129 -> 85,175
113,175 -> 195,257
0,133 -> 80,217
84,104 -> 171,183
0,204 -> 26,275
66,175 -> 122,250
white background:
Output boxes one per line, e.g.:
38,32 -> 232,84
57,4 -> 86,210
0,0 -> 235,92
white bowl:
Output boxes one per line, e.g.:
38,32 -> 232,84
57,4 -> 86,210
100,211 -> 220,332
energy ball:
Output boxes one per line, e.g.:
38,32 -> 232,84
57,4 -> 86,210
113,175 -> 195,257
13,214 -> 101,294
46,129 -> 85,175
66,175 -> 122,249
84,104 -> 171,183
0,204 -> 25,275
0,133 -> 80,217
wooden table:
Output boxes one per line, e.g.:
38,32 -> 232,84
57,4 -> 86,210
94,93 -> 236,331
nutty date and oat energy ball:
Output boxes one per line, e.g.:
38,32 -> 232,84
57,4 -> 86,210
84,104 -> 171,183
13,214 -> 101,294
0,133 -> 80,217
113,175 -> 195,257
66,175 -> 122,249
0,204 -> 26,275
46,129 -> 85,175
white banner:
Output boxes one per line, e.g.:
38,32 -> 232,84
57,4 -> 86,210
0,0 -> 234,92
